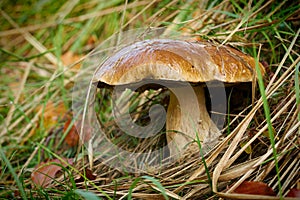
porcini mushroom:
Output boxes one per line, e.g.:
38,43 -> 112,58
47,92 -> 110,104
93,39 -> 264,157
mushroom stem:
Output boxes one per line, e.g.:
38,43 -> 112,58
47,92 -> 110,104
166,85 -> 220,157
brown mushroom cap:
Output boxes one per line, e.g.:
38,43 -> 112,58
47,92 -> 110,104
93,39 -> 265,85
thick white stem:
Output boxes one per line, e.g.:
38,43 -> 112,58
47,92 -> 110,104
166,85 -> 220,157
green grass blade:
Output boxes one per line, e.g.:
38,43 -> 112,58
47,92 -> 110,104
295,62 -> 300,121
128,176 -> 169,200
253,47 -> 282,198
127,177 -> 141,200
142,175 -> 169,200
75,189 -> 102,200
195,134 -> 212,192
36,143 -> 112,200
0,147 -> 28,200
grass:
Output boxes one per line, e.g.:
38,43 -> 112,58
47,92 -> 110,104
1,0 -> 299,199
295,62 -> 300,121
254,45 -> 283,197
0,147 -> 27,200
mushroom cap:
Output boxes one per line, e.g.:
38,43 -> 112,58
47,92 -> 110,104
93,39 -> 265,86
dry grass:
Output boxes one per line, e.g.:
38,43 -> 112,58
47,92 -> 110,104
0,0 -> 299,199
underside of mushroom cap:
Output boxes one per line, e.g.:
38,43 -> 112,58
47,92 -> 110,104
93,39 -> 265,85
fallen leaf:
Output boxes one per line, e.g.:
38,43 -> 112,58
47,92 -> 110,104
74,119 -> 92,144
87,35 -> 97,46
233,181 -> 276,196
84,168 -> 96,180
42,101 -> 67,131
22,101 -> 68,144
85,168 -> 97,180
63,119 -> 79,147
76,168 -> 96,182
286,188 -> 300,198
31,158 -> 73,188
61,51 -> 82,72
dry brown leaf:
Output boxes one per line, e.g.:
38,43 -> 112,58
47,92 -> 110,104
41,101 -> 67,131
62,117 -> 92,147
31,158 -> 73,188
63,118 -> 79,147
61,51 -> 82,72
87,35 -> 97,46
75,168 -> 96,182
83,168 -> 96,180
74,119 -> 92,144
286,188 -> 300,198
233,181 -> 276,196
23,101 -> 67,144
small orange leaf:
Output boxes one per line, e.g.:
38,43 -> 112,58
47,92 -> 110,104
87,35 -> 97,46
24,101 -> 67,144
233,181 -> 276,196
62,118 -> 92,146
42,101 -> 67,130
31,158 -> 73,188
61,51 -> 82,71
63,119 -> 79,147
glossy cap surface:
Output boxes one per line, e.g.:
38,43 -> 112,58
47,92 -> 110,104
93,39 -> 265,85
